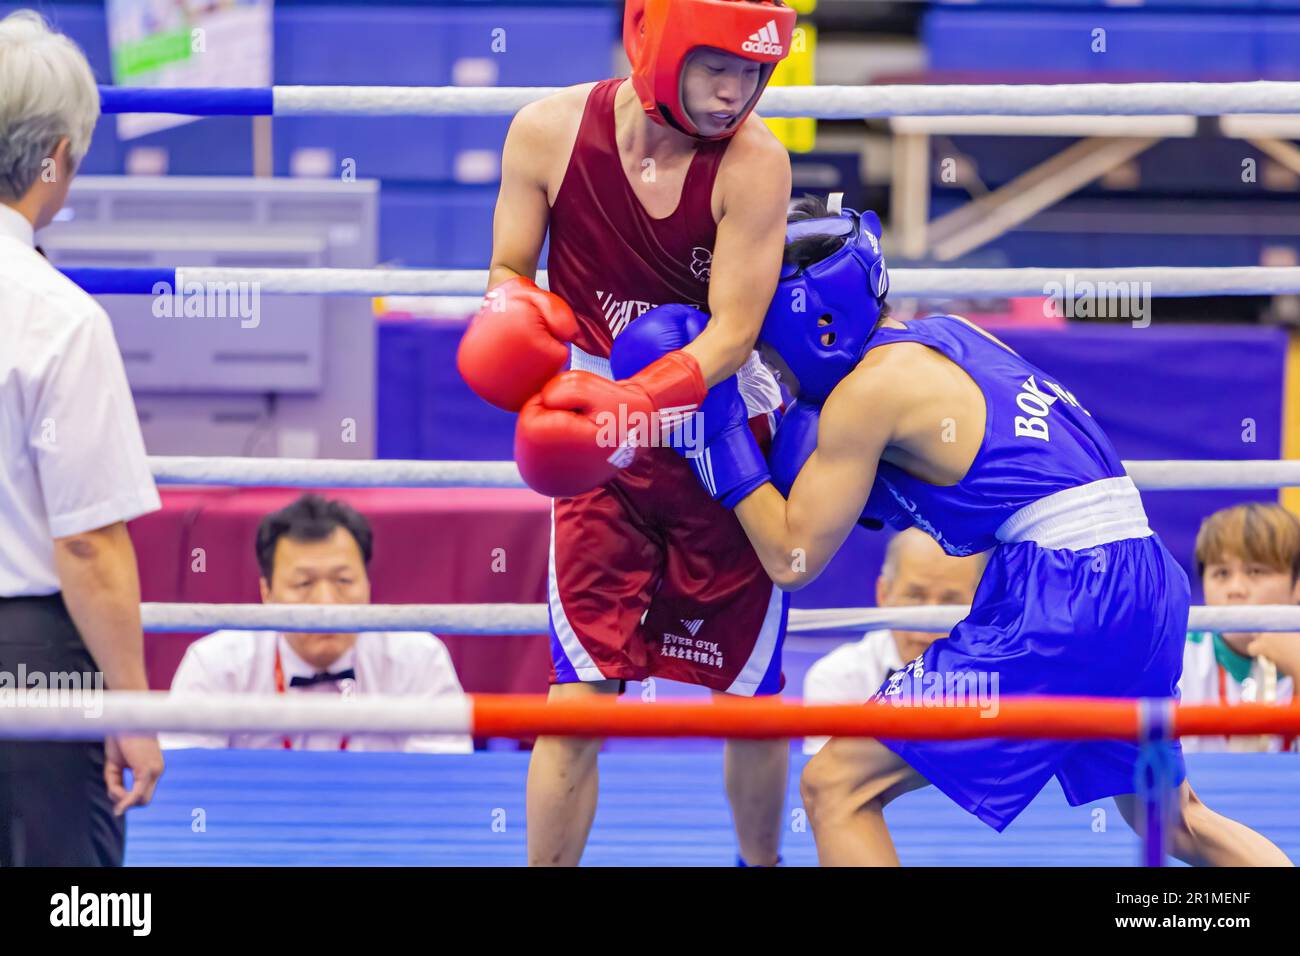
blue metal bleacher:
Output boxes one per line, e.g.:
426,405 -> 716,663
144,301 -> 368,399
7,3 -> 618,267
923,8 -> 1287,80
918,1 -> 1300,270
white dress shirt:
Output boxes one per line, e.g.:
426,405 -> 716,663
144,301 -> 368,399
0,203 -> 160,596
1179,631 -> 1295,753
162,630 -> 474,753
802,629 -> 906,754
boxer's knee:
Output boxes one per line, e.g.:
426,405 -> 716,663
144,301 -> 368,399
801,738 -> 908,825
801,746 -> 871,823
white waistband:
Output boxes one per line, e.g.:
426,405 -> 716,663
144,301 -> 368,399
570,343 -> 614,379
996,475 -> 1152,550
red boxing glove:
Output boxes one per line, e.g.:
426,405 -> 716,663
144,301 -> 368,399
456,276 -> 579,412
514,351 -> 707,498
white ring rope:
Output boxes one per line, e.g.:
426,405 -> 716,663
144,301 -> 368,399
269,82 -> 1300,118
139,602 -> 1300,635
149,456 -> 524,488
0,692 -> 474,740
143,602 -> 544,634
2,686 -> 1297,741
1124,460 -> 1300,491
147,457 -> 1300,491
154,266 -> 1300,298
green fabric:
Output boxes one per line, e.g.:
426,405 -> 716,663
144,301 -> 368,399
1212,633 -> 1254,684
1185,630 -> 1254,684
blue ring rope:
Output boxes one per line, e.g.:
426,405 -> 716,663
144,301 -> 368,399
98,87 -> 273,116
61,268 -> 177,295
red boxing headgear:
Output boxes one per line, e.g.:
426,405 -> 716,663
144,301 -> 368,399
624,0 -> 796,140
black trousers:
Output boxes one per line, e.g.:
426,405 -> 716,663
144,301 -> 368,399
0,594 -> 125,866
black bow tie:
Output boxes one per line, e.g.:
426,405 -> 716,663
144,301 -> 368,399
289,668 -> 356,688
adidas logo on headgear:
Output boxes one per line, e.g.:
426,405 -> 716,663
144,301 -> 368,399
741,19 -> 783,56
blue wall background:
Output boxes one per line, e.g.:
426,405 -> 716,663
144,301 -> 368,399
378,320 -> 1290,609
5,2 -> 618,266
14,1 -> 1292,607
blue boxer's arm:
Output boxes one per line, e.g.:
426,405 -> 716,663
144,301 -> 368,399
734,372 -> 894,590
771,401 -> 886,531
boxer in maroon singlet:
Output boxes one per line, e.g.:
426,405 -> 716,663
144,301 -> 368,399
457,1 -> 797,866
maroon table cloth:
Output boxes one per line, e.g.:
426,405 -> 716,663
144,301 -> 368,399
129,487 -> 553,695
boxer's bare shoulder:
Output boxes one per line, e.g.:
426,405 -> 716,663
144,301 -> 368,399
835,342 -> 922,417
508,83 -> 600,203
836,338 -> 960,440
714,113 -> 792,221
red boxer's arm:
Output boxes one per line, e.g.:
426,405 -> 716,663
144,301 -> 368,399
486,97 -> 558,288
681,131 -> 791,386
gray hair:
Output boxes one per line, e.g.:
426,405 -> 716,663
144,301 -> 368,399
880,527 -> 989,581
0,10 -> 99,201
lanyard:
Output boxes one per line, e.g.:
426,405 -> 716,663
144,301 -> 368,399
274,642 -> 350,751
1217,660 -> 1295,752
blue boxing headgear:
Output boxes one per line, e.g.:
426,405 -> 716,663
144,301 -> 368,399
759,199 -> 889,404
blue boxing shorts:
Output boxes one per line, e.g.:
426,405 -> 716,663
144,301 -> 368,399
872,532 -> 1190,832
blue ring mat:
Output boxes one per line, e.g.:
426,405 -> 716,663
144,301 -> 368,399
124,750 -> 1299,866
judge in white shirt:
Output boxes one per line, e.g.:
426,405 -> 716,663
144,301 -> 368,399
163,494 -> 473,753
803,529 -> 987,754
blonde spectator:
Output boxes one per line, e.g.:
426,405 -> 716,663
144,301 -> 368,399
1182,503 -> 1299,753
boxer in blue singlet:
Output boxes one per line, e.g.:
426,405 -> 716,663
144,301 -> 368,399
609,193 -> 1292,866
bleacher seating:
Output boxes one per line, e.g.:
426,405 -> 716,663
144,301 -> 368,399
7,3 -> 617,268
914,1 -> 1300,270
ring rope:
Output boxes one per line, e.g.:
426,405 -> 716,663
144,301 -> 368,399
62,265 -> 1300,298
95,82 -> 1300,118
2,693 -> 1297,741
145,456 -> 1300,490
138,602 -> 1300,635
150,456 -> 525,489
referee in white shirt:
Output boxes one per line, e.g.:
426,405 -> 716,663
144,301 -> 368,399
0,11 -> 165,866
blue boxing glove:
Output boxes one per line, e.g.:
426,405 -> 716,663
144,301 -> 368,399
768,400 -> 818,497
610,305 -> 769,507
685,376 -> 770,507
769,400 -> 886,531
609,304 -> 709,382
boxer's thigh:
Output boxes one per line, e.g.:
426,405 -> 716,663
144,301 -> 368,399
644,472 -> 787,696
548,473 -> 665,684
871,627 -> 1065,833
